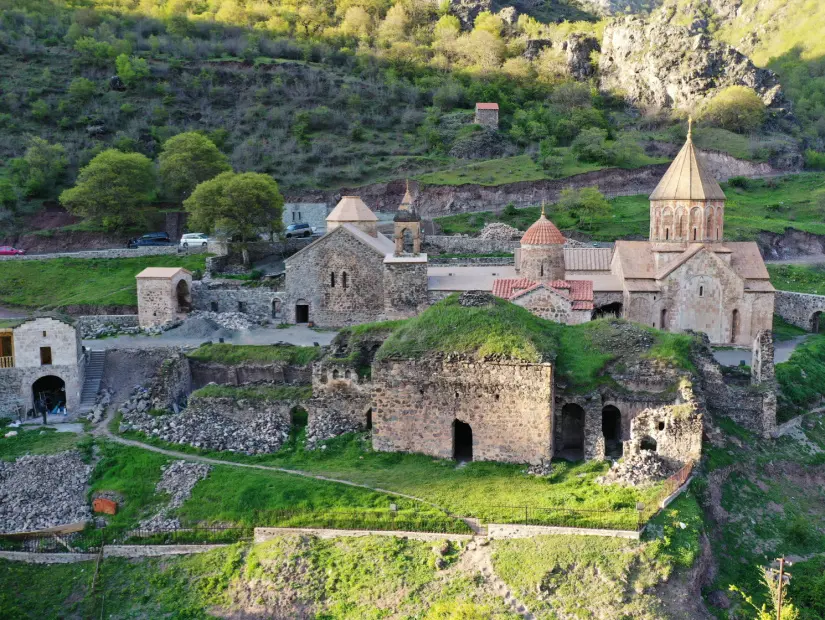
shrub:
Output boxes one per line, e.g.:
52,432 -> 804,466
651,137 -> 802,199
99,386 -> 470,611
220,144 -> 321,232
699,86 -> 767,133
68,77 -> 96,103
727,176 -> 751,189
804,149 -> 825,171
116,54 -> 151,87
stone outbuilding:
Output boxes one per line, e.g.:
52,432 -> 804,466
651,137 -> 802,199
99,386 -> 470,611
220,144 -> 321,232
474,102 -> 499,129
0,316 -> 85,417
136,267 -> 193,328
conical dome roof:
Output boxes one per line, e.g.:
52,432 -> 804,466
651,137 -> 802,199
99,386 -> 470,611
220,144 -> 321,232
521,207 -> 565,245
327,196 -> 378,223
650,123 -> 726,201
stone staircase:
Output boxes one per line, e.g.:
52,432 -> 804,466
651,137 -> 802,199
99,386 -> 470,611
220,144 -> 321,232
79,350 -> 106,411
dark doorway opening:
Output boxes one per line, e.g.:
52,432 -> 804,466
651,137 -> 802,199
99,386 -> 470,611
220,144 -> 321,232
731,309 -> 740,342
660,308 -> 667,330
176,279 -> 191,313
593,302 -> 622,320
453,420 -> 473,462
640,436 -> 658,452
365,407 -> 373,430
602,405 -> 622,458
272,299 -> 282,319
32,375 -> 66,415
813,311 -> 823,334
295,303 -> 309,323
559,404 -> 585,461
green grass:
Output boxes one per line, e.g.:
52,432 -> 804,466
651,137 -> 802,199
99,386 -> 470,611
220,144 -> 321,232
435,173 -> 825,242
189,384 -> 313,401
776,334 -> 825,421
0,254 -> 208,309
0,425 -> 88,461
767,263 -> 825,295
187,343 -> 321,366
773,314 -> 809,341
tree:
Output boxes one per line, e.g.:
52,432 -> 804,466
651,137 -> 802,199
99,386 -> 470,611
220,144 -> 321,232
377,4 -> 409,46
729,568 -> 800,620
571,128 -> 610,164
158,132 -> 232,202
59,149 -> 155,228
115,54 -> 150,87
184,171 -> 284,265
699,86 -> 767,133
558,187 -> 610,230
10,138 -> 68,198
68,77 -> 96,103
473,11 -> 503,38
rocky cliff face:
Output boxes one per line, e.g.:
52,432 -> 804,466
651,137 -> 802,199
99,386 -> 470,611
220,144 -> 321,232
599,16 -> 790,118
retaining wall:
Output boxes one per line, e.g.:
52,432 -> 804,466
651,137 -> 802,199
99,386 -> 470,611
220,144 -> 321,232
424,236 -> 520,254
0,245 -> 207,262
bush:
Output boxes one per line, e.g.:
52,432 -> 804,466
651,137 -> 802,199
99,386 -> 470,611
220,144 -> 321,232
68,77 -> 96,103
699,86 -> 767,133
727,176 -> 751,189
804,149 -> 825,171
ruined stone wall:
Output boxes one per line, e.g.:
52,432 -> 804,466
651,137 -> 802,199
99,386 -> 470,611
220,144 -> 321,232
192,281 -> 284,320
424,237 -> 520,255
0,246 -> 205,262
593,291 -> 623,309
625,380 -> 703,469
775,290 -> 825,332
372,358 -> 554,465
0,372 -> 21,417
382,261 -> 429,318
305,362 -> 372,447
76,315 -> 140,338
284,232 -> 386,326
149,352 -> 192,411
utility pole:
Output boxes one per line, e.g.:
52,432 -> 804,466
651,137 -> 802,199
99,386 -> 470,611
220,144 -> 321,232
776,556 -> 784,620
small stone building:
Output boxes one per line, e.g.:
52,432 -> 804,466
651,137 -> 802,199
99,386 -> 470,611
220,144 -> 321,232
474,102 -> 499,129
0,316 -> 85,417
136,267 -> 193,328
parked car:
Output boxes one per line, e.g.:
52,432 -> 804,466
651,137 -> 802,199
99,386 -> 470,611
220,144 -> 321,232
0,246 -> 25,256
126,232 -> 174,248
179,233 -> 209,248
284,222 -> 316,238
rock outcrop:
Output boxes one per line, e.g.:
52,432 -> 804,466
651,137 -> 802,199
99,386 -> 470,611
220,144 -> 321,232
599,16 -> 790,119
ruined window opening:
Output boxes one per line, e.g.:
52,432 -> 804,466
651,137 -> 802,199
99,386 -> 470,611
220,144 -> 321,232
693,228 -> 697,241
699,285 -> 704,297
210,302 -> 219,312
332,369 -> 339,380
560,403 -> 585,460
366,408 -> 373,430
330,272 -> 335,287
540,264 -> 544,277
291,407 -> 307,428
660,308 -> 667,329
272,299 -> 282,319
453,420 -> 473,462
342,271 -> 348,289
640,436 -> 657,452
665,228 -> 669,240
494,394 -> 500,401
40,347 -> 52,366
344,369 -> 351,380
731,309 -> 740,343
319,372 -> 327,384
237,301 -> 246,313
658,421 -> 665,431
602,405 -> 622,458
176,279 -> 191,313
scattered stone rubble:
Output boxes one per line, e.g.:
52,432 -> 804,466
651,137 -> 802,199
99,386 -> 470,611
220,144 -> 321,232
82,319 -> 179,339
188,311 -> 261,331
119,387 -> 292,454
479,222 -> 522,241
598,451 -> 675,487
139,460 -> 212,531
0,451 -> 92,533
88,389 -> 112,424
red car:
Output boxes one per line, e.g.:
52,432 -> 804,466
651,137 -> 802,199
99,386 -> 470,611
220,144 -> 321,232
0,246 -> 25,256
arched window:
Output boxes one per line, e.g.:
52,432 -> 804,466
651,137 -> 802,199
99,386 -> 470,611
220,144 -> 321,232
665,228 -> 670,240
540,263 -> 544,277
332,369 -> 339,380
731,309 -> 740,342
693,228 -> 698,241
342,271 -> 348,289
330,272 -> 335,287
699,285 -> 704,297
660,308 -> 667,329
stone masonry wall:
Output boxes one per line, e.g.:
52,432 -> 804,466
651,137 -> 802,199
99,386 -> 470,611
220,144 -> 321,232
306,363 -> 372,447
424,237 -> 520,255
76,315 -> 140,338
775,290 -> 825,332
382,261 -> 429,318
149,352 -> 192,411
192,281 -> 284,321
0,246 -> 206,262
372,357 -> 554,465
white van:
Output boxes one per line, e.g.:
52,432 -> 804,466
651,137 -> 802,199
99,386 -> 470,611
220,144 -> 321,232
179,233 -> 209,248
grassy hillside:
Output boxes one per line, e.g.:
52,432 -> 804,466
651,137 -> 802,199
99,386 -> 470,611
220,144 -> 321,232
435,173 -> 825,241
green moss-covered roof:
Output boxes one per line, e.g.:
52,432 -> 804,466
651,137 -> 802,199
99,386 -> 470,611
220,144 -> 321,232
376,294 -> 559,363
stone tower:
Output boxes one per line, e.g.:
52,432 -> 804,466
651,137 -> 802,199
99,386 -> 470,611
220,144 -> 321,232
518,204 -> 566,281
393,180 -> 421,256
648,118 -> 726,243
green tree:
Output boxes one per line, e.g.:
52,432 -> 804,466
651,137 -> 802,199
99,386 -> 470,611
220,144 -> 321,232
558,187 -> 610,231
184,171 -> 284,264
68,77 -> 96,103
729,568 -> 800,620
571,128 -> 610,164
158,132 -> 232,202
10,138 -> 68,198
699,86 -> 767,133
115,54 -> 151,87
0,179 -> 16,209
59,149 -> 155,228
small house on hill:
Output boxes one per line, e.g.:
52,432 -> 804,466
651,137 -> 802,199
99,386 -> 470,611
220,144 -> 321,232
474,103 -> 499,129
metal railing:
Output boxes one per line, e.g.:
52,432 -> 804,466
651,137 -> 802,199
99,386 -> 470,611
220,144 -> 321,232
484,505 -> 643,531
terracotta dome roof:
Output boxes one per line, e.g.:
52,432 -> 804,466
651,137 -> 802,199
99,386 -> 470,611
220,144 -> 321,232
521,210 -> 565,245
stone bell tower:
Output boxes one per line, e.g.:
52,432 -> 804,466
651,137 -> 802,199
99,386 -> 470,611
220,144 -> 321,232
393,180 -> 421,256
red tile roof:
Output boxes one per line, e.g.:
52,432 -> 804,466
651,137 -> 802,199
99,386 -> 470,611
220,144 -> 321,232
475,103 -> 499,110
521,213 -> 565,245
492,278 -> 594,310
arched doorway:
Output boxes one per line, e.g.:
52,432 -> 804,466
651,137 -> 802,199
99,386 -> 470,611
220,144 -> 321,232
731,309 -> 740,342
602,405 -> 622,458
453,420 -> 473,461
365,407 -> 373,431
272,299 -> 282,319
32,375 -> 66,415
660,308 -> 668,330
593,302 -> 622,320
295,299 -> 309,323
560,404 -> 585,460
640,436 -> 657,452
813,311 -> 824,334
176,280 -> 191,313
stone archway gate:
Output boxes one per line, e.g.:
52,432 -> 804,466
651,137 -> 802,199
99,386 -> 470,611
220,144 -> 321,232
775,291 -> 825,332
